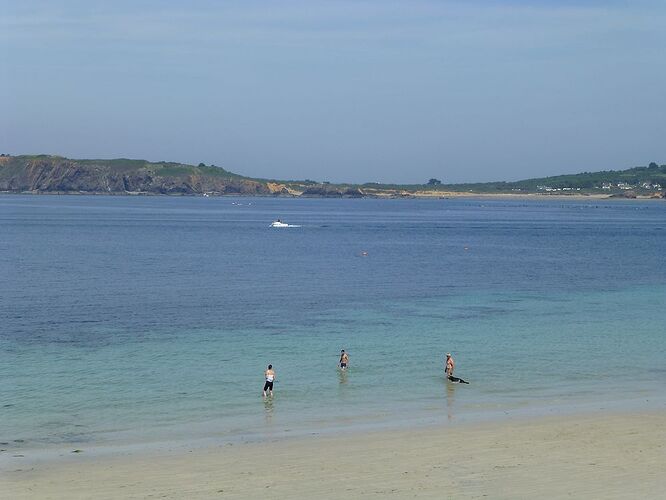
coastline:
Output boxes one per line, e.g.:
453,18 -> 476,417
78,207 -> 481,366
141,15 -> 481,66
0,190 -> 662,200
3,410 -> 664,499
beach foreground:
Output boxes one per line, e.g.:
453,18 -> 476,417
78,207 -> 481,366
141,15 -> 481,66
3,412 -> 664,499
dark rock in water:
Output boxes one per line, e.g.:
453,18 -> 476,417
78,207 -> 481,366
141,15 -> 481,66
342,187 -> 365,198
300,184 -> 343,197
71,449 -> 83,453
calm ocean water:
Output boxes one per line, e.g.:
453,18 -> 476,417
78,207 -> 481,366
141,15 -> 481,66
1,195 -> 665,451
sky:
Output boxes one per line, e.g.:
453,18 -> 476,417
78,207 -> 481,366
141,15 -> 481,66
1,0 -> 665,183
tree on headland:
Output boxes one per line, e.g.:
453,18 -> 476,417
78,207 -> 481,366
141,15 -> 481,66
427,178 -> 442,185
648,162 -> 658,169
198,163 -> 206,167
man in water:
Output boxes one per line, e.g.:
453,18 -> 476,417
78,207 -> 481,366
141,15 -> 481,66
445,353 -> 455,377
339,349 -> 349,370
263,364 -> 275,398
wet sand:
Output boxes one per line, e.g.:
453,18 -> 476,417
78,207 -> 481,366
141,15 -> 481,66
2,411 -> 665,499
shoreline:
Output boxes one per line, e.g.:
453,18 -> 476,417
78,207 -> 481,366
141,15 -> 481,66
4,388 -> 664,465
0,190 -> 663,201
3,409 -> 665,499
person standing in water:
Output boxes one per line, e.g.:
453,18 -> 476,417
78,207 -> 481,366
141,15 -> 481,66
339,349 -> 349,370
445,353 -> 455,377
263,364 -> 275,397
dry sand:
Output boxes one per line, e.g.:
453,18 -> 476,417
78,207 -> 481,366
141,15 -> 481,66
2,412 -> 664,499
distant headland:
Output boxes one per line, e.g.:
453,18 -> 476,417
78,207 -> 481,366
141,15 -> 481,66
0,154 -> 664,199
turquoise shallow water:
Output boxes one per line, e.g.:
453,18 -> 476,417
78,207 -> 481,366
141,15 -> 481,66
1,196 -> 665,451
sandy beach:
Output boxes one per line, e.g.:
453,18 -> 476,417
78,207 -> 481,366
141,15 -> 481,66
3,411 -> 664,499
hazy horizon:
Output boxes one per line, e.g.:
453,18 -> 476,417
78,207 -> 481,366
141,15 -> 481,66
2,0 -> 665,184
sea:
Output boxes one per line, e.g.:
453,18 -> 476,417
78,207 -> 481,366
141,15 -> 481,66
1,195 -> 665,454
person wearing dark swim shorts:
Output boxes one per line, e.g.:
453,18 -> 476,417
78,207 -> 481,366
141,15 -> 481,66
263,364 -> 275,397
339,349 -> 349,370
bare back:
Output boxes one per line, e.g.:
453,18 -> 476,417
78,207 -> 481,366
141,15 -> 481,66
445,357 -> 455,375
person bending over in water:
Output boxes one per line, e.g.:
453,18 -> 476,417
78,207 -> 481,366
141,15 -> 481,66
339,349 -> 349,370
263,364 -> 275,398
445,353 -> 469,383
445,353 -> 455,377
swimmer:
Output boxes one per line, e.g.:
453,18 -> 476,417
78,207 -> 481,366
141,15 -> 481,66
448,375 -> 469,384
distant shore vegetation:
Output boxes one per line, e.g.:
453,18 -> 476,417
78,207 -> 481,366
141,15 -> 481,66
0,154 -> 664,198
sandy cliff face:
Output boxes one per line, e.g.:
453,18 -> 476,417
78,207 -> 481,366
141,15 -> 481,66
266,182 -> 294,195
0,157 -> 274,195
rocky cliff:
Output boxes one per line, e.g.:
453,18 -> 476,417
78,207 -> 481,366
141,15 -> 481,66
0,155 -> 286,196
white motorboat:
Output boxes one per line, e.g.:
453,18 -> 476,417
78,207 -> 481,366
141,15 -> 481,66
270,220 -> 299,228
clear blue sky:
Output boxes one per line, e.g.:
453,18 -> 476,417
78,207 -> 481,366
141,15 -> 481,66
1,0 -> 664,183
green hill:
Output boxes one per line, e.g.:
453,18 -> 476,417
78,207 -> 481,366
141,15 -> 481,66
0,154 -> 279,195
449,163 -> 666,194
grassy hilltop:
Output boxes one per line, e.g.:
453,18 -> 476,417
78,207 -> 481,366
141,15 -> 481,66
0,154 -> 664,198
